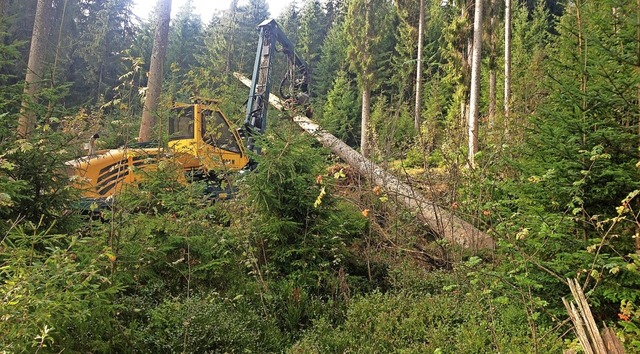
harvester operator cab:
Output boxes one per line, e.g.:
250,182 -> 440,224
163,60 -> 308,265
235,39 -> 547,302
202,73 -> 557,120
167,103 -> 249,174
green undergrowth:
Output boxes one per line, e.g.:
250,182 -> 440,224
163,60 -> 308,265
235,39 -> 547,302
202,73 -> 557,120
2,125 -> 640,352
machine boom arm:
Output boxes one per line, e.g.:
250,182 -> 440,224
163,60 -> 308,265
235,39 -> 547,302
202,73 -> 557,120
244,19 -> 309,136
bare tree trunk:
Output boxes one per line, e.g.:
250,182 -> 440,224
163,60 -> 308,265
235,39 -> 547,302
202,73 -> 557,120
459,0 -> 472,147
504,0 -> 511,119
236,72 -> 493,249
636,0 -> 640,163
414,0 -> 425,131
361,81 -> 371,158
636,0 -> 640,259
358,0 -> 374,159
488,0 -> 497,126
18,0 -> 53,138
138,0 -> 172,143
468,0 -> 483,167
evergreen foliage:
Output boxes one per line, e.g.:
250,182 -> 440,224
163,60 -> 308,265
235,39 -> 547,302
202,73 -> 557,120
298,0 -> 327,90
291,267 -> 564,353
72,0 -> 137,105
321,70 -> 360,146
166,0 -> 204,97
4,0 -> 640,351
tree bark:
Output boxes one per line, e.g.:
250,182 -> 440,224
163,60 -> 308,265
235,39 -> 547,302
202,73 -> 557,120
236,72 -> 494,249
359,0 -> 374,159
468,0 -> 483,167
361,81 -> 371,158
345,0 -> 382,159
414,0 -> 425,131
18,0 -> 53,138
138,0 -> 172,143
488,0 -> 497,126
504,0 -> 511,118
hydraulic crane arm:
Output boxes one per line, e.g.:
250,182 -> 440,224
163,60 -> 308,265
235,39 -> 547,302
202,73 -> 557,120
244,19 -> 309,136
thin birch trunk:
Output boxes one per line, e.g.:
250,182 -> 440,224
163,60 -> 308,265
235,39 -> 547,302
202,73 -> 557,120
504,0 -> 511,119
468,0 -> 483,167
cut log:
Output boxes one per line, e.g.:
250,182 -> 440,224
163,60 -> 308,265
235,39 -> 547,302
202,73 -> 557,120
235,73 -> 494,250
563,278 -> 623,354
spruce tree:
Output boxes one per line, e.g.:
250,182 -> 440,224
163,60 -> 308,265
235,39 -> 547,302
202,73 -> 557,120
237,0 -> 270,73
73,0 -> 137,104
527,0 -> 640,222
298,0 -> 327,94
314,21 -> 348,106
166,0 -> 204,99
344,0 -> 394,158
321,70 -> 360,146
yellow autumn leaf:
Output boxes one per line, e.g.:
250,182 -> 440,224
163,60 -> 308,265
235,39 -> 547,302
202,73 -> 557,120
314,186 -> 326,208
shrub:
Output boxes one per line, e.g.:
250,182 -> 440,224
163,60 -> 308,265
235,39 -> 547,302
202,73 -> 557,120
132,294 -> 284,353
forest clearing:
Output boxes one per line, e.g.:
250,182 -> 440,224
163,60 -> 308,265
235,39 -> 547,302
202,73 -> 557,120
1,0 -> 640,352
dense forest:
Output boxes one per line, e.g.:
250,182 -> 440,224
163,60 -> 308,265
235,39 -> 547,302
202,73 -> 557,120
1,0 -> 640,352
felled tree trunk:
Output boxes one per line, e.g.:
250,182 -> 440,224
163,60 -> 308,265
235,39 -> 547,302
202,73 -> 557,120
235,73 -> 493,249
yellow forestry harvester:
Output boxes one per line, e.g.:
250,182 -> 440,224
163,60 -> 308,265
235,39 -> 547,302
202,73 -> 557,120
66,102 -> 249,202
65,19 -> 309,206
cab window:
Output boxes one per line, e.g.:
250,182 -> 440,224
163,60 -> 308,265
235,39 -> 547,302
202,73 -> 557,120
168,106 -> 195,140
202,109 -> 241,153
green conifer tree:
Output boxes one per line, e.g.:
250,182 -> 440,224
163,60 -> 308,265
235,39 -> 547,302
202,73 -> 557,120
321,70 -> 360,146
344,0 -> 394,157
298,0 -> 327,93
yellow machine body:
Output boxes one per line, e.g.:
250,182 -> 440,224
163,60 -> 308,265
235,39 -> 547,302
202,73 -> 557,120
66,103 -> 249,200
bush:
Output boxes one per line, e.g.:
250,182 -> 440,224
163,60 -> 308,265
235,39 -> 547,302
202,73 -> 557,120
0,225 -> 119,352
131,294 -> 284,353
291,268 -> 564,353
0,129 -> 80,235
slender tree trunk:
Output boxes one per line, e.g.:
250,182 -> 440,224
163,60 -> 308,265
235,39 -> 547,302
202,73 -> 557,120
575,0 -> 587,146
358,0 -> 374,158
637,0 -> 640,257
361,80 -> 371,158
414,0 -> 425,131
468,0 -> 483,167
138,0 -> 172,143
18,0 -> 53,138
488,0 -> 497,126
461,0 -> 472,138
504,0 -> 511,119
